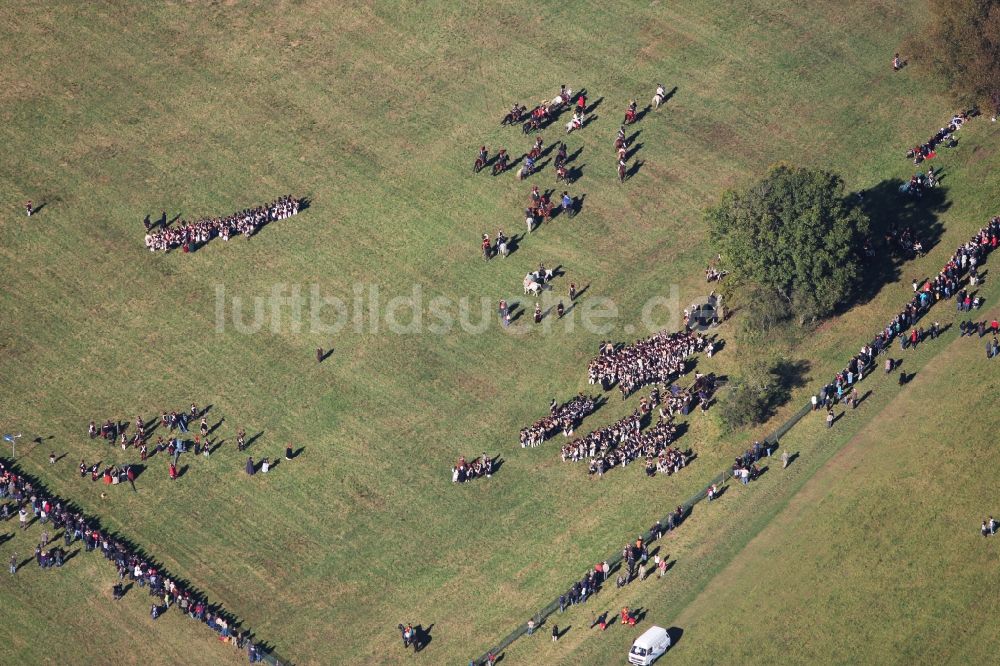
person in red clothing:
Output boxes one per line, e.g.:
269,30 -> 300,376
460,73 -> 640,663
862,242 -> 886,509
992,319 -> 999,334
168,462 -> 177,480
576,94 -> 586,112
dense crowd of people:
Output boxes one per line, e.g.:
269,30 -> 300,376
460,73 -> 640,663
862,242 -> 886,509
560,412 -> 639,463
558,406 -> 690,479
815,215 -> 999,410
906,109 -> 976,164
519,395 -> 598,447
143,196 -> 301,252
654,374 -> 718,419
587,330 -> 706,399
0,458 -> 272,663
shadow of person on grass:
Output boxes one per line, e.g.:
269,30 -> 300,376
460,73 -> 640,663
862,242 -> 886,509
413,623 -> 433,652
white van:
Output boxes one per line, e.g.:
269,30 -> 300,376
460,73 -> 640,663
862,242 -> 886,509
628,625 -> 671,665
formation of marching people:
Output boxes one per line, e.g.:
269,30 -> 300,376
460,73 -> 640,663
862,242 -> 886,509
815,215 -> 999,412
559,406 -> 690,479
519,394 -> 598,448
656,373 -> 719,419
560,411 -> 639,465
143,195 -> 301,252
450,453 -> 496,483
0,459 -> 271,662
587,330 -> 707,399
906,108 -> 976,164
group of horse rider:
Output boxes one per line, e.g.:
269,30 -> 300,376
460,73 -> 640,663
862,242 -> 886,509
476,82 -> 671,270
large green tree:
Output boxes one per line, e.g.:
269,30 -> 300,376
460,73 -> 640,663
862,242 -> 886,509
707,165 -> 870,324
920,0 -> 1000,114
717,356 -> 797,431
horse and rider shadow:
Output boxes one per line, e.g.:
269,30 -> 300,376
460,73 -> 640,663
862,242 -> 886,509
625,160 -> 644,180
504,233 -> 525,257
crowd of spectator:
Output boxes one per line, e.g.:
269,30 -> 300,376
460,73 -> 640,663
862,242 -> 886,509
815,215 -> 999,410
906,109 -> 976,164
0,458 -> 273,662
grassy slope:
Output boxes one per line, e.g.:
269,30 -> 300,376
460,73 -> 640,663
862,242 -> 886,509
0,513 -> 244,665
0,0 -> 997,663
668,314 -> 1000,665
510,302 -> 1000,666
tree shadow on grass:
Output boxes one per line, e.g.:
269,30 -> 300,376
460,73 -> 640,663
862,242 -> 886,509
850,178 -> 949,308
753,358 -> 812,421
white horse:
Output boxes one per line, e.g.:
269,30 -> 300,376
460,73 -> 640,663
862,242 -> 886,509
497,240 -> 509,258
652,84 -> 667,110
523,273 -> 549,295
551,88 -> 572,109
533,268 -> 554,283
565,112 -> 584,134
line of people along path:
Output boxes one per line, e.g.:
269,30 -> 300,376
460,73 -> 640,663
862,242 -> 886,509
0,457 -> 283,664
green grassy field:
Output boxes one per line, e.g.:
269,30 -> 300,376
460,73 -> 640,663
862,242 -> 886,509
507,302 -> 1000,666
0,1 -> 998,664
